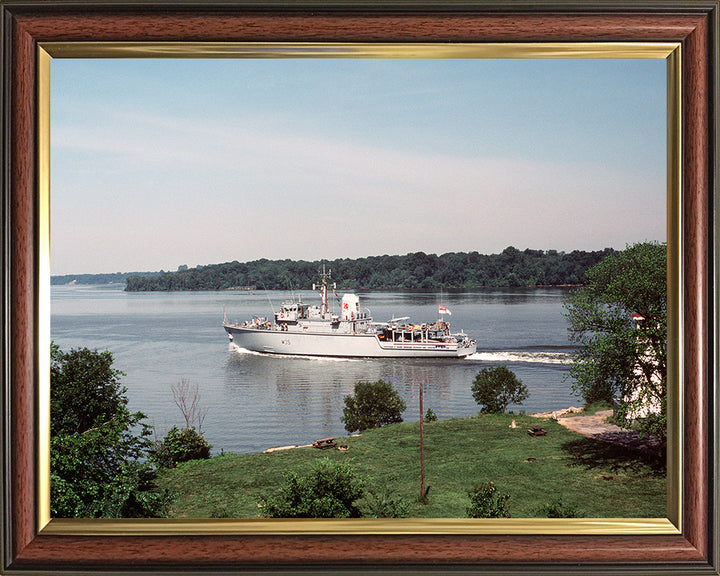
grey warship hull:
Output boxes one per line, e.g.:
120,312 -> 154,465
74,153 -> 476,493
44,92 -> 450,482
224,323 -> 477,358
223,268 -> 476,358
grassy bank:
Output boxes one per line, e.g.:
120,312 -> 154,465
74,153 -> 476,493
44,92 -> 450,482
156,413 -> 665,519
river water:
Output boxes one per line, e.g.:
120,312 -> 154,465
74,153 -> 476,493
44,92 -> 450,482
50,285 -> 581,454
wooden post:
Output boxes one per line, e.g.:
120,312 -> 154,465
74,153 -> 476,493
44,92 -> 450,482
419,383 -> 425,501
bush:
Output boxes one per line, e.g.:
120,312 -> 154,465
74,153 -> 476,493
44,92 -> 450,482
360,481 -> 411,518
537,499 -> 582,518
152,426 -> 212,468
51,428 -> 171,518
341,380 -> 407,433
261,458 -> 366,518
424,408 -> 438,422
471,366 -> 529,414
466,482 -> 511,518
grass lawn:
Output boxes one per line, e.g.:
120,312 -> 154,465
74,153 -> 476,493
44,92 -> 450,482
156,413 -> 666,519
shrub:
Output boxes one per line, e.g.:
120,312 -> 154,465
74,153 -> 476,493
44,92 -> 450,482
471,366 -> 529,414
341,380 -> 407,433
152,426 -> 212,468
261,457 -> 365,518
424,408 -> 438,422
466,482 -> 511,518
537,499 -> 582,518
361,481 -> 411,518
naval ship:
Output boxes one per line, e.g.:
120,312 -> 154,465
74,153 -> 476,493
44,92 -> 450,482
223,268 -> 476,358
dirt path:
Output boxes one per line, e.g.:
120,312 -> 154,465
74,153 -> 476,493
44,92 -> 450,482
557,410 -> 623,436
538,409 -> 664,456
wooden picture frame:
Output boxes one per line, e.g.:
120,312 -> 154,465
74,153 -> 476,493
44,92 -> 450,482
1,1 -> 717,573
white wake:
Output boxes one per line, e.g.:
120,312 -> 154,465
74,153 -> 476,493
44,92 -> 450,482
229,343 -> 362,362
465,351 -> 572,365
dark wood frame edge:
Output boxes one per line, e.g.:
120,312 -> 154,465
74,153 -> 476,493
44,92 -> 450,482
1,1 -> 717,573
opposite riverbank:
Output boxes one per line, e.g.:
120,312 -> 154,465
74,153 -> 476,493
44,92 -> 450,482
156,412 -> 665,519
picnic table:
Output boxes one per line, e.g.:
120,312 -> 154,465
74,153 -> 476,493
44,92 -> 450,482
312,437 -> 337,449
527,426 -> 547,437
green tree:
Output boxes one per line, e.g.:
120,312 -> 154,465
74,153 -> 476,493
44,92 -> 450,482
470,366 -> 529,413
261,458 -> 366,518
563,241 -> 667,438
50,344 -> 168,517
341,379 -> 407,433
50,344 -> 127,435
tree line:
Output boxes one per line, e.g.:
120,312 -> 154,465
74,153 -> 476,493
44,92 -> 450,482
51,271 -> 161,286
124,247 -> 613,292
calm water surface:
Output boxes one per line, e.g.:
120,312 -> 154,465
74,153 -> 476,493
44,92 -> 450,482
51,285 -> 580,453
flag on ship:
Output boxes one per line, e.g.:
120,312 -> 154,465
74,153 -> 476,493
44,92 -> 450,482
438,306 -> 452,315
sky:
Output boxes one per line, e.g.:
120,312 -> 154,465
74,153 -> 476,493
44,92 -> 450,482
50,57 -> 667,275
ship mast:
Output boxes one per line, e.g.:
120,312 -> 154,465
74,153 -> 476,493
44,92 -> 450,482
319,265 -> 331,316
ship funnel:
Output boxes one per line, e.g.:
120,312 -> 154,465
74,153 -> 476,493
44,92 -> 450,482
341,293 -> 360,320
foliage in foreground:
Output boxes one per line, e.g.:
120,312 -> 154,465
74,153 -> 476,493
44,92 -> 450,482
341,379 -> 407,433
471,366 -> 529,414
360,482 -> 412,519
261,458 -> 366,518
50,344 -> 169,517
466,482 -> 511,518
537,499 -> 583,518
157,413 -> 666,519
564,241 -> 667,438
260,458 -> 412,519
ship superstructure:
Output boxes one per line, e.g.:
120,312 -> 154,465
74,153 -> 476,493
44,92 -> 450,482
223,268 -> 476,358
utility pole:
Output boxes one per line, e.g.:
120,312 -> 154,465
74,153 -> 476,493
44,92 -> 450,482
419,382 -> 425,502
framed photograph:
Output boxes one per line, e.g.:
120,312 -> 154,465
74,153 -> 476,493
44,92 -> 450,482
1,1 -> 717,574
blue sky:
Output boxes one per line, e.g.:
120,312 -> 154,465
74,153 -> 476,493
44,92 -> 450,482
51,57 -> 666,275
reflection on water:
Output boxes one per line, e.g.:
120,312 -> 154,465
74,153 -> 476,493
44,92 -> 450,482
52,284 -> 579,454
218,343 -> 575,454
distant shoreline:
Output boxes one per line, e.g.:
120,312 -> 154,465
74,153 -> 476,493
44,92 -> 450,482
52,280 -> 585,291
52,248 -> 612,292
50,270 -> 160,286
